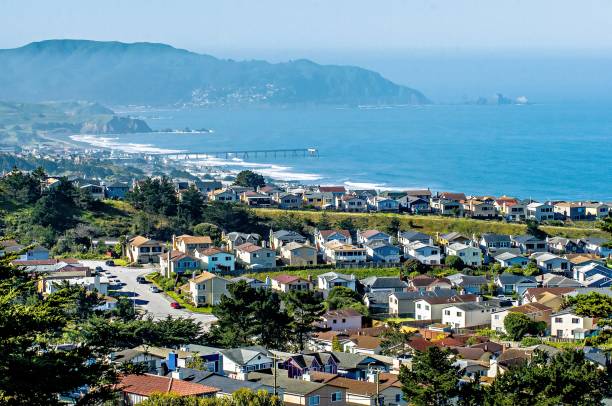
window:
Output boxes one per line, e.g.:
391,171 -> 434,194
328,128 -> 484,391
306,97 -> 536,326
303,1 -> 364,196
444,310 -> 450,316
494,315 -> 499,320
396,393 -> 402,402
331,391 -> 342,402
309,395 -> 320,406
555,317 -> 563,323
416,303 -> 421,309
572,318 -> 580,324
333,319 -> 337,324
456,312 -> 462,317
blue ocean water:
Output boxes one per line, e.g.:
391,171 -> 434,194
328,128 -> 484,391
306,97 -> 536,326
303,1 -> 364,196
99,104 -> 612,201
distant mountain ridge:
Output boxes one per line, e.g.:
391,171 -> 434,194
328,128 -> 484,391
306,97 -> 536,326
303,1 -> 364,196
0,39 -> 429,106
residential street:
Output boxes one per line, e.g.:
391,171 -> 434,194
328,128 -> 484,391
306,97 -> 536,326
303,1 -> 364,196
80,260 -> 217,329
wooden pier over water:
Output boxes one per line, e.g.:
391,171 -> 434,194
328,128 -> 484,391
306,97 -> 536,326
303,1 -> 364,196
149,148 -> 319,160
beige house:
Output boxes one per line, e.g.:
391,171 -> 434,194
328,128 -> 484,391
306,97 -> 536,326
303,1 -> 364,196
250,371 -> 347,406
280,242 -> 317,266
271,274 -> 312,293
183,271 -> 232,306
172,234 -> 212,254
551,308 -> 595,339
463,199 -> 497,218
490,302 -> 552,334
126,236 -> 164,264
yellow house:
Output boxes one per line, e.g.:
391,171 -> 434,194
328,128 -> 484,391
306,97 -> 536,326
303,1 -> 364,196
182,271 -> 232,307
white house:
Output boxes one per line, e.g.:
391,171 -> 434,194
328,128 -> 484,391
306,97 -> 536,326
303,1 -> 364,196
551,308 -> 595,339
526,202 -> 555,221
403,241 -> 441,265
530,252 -> 571,274
490,302 -> 552,334
195,247 -> 235,272
356,229 -> 392,245
315,229 -> 352,251
234,243 -> 276,269
398,230 -> 433,246
317,272 -> 357,296
322,241 -> 367,264
220,346 -> 274,379
414,295 -> 477,321
316,308 -> 362,331
442,300 -> 505,329
446,243 -> 483,266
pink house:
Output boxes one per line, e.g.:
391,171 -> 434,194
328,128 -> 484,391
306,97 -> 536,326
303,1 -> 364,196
318,308 -> 362,331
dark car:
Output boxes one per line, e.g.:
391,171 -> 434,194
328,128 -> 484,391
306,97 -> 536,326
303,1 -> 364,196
170,302 -> 182,309
105,260 -> 115,267
136,276 -> 147,284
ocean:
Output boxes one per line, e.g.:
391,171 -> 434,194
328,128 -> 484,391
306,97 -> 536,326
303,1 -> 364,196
74,103 -> 612,201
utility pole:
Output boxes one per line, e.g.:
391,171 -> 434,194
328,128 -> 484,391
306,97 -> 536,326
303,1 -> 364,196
375,369 -> 381,406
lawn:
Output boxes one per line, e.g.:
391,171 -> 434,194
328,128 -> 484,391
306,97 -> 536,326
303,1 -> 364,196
146,272 -> 212,314
244,267 -> 400,281
254,208 -> 607,239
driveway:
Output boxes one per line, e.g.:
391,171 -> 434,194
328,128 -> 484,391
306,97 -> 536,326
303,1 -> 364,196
80,260 -> 217,329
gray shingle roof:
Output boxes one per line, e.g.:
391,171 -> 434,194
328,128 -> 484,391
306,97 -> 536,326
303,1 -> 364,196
360,276 -> 408,289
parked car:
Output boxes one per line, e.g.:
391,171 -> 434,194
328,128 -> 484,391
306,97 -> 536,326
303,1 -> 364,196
170,302 -> 181,309
95,266 -> 104,273
105,260 -> 115,267
136,276 -> 147,284
149,286 -> 160,293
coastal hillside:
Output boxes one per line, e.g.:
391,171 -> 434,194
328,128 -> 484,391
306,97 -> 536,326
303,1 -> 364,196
0,101 -> 151,146
0,40 -> 429,106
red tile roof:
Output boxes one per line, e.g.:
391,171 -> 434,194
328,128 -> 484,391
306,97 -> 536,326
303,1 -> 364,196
117,374 -> 218,397
273,274 -> 308,284
319,186 -> 346,193
407,337 -> 436,352
235,242 -> 266,253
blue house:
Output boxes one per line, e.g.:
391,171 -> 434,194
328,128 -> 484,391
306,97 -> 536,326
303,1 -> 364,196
573,263 -> 612,287
365,241 -> 401,263
495,273 -> 537,296
104,182 -> 130,199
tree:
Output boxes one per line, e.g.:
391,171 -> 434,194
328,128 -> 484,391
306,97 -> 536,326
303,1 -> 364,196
445,255 -> 464,270
485,350 -> 611,405
331,335 -> 343,352
336,217 -> 356,232
284,290 -> 325,351
598,213 -> 612,236
316,212 -> 332,230
178,185 -> 205,224
399,346 -> 459,406
325,286 -> 368,316
201,201 -> 262,233
380,321 -> 414,357
127,176 -> 178,216
0,167 -> 41,204
140,388 -> 282,406
563,292 -> 612,318
233,170 -> 265,189
251,288 -> 293,350
525,219 -> 547,239
30,178 -> 80,232
401,258 -> 429,280
503,312 -> 532,341
193,222 -> 222,243
386,218 -> 401,238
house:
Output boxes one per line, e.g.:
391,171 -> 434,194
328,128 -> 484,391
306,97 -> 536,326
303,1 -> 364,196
565,253 -> 605,268
315,229 -> 352,251
229,276 -> 268,290
495,273 -> 537,296
41,272 -> 110,296
583,238 -> 612,257
235,243 -> 276,269
116,373 -> 218,405
430,198 -> 463,216
271,275 -> 312,293
240,191 -> 273,207
160,250 -> 201,278
360,276 -> 408,293
365,241 -> 401,263
220,346 -> 274,378
0,239 -> 24,257
313,373 -> 405,405
258,185 -> 282,195
463,199 -> 497,218
490,302 -> 552,333
408,275 -> 452,292
479,233 -> 512,251
318,185 -> 347,197
405,189 -> 432,200
173,234 -> 213,254
388,289 -> 456,317
438,232 -> 471,246
553,202 -> 588,221
302,192 -> 327,209
547,237 -> 585,254
526,202 -> 555,221
539,273 -> 583,289
17,244 -> 50,261
573,263 -> 612,287
530,252 -> 571,274
343,335 -> 383,355
209,188 -> 237,202
322,241 -> 367,264
280,242 -> 317,266
446,274 -> 488,294
521,287 -> 577,311
126,236 -> 164,264
336,194 -> 368,212
317,272 -> 357,296
403,241 -> 441,265
198,180 -> 222,194
184,271 -> 232,306
276,352 -> 339,378
511,235 -> 548,254
494,252 -> 529,268
249,370 -> 345,406
195,247 -> 235,272
397,230 -> 433,246
223,232 -> 261,251
413,295 -> 478,321
165,369 -> 274,398
273,192 -> 303,210
584,203 -> 610,219
443,300 -> 510,329
104,182 -> 130,199
398,195 -> 430,214
367,196 -> 400,212
269,229 -> 307,250
495,198 -> 525,221
80,184 -> 105,200
356,229 -> 392,245
439,192 -> 467,202
317,308 -> 363,331
331,352 -> 390,380
446,243 -> 483,266
551,308 -> 596,339
364,291 -> 392,314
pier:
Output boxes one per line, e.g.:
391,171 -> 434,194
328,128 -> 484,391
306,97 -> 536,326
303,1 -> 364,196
149,148 -> 319,160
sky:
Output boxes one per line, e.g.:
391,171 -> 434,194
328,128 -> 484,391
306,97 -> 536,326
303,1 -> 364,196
2,0 -> 612,102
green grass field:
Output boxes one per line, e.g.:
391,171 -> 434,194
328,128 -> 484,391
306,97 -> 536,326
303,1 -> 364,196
254,208 -> 607,239
244,267 -> 400,281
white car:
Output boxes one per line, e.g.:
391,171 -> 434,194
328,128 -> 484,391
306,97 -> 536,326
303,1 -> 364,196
149,286 -> 160,293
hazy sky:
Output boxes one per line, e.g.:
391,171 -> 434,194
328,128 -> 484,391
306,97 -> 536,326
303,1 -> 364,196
2,0 -> 612,56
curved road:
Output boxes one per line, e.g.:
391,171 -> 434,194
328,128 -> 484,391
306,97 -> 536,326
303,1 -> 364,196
81,260 -> 217,329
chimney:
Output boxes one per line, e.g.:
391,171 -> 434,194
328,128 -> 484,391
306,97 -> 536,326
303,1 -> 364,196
172,234 -> 176,250
302,371 -> 312,381
171,367 -> 185,380
167,351 -> 178,372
